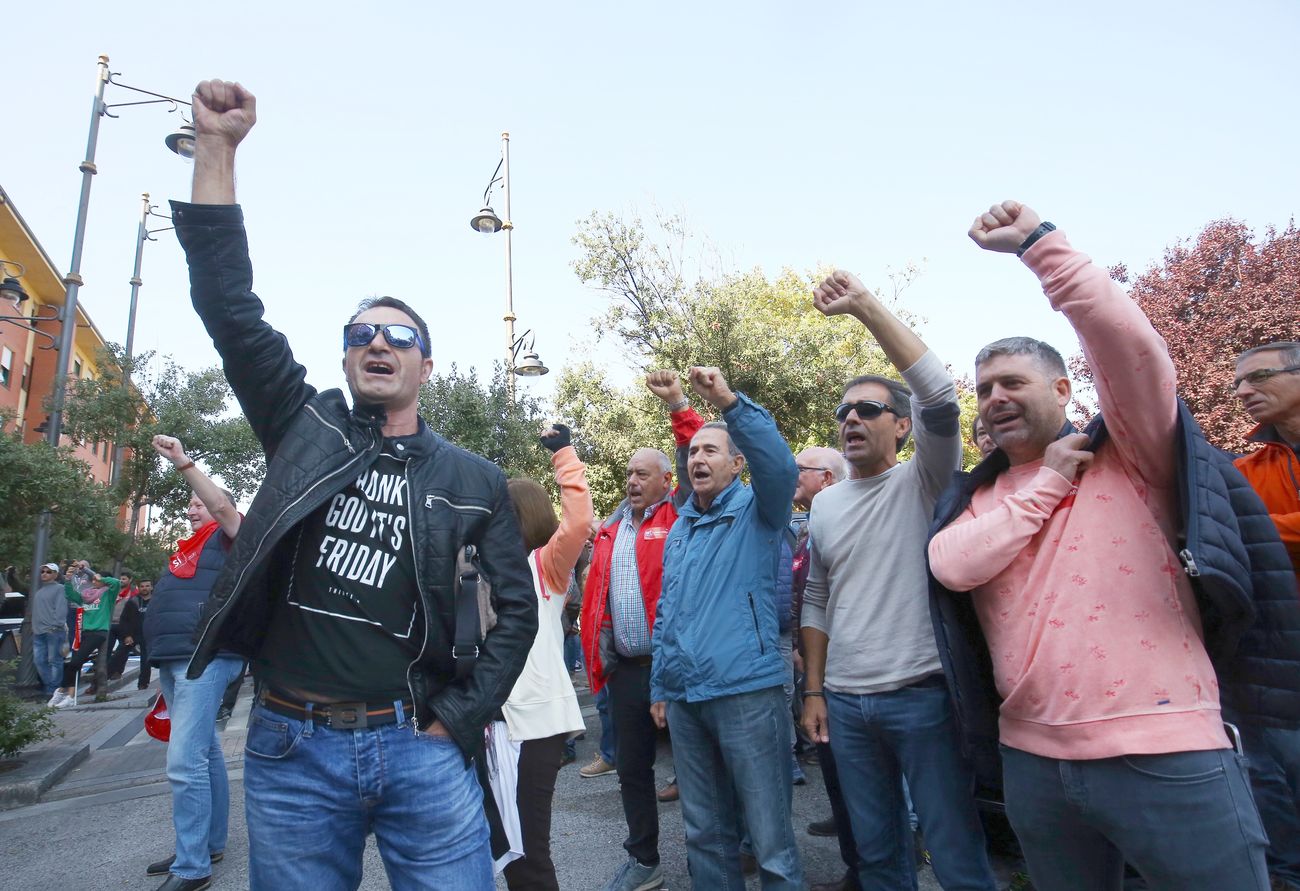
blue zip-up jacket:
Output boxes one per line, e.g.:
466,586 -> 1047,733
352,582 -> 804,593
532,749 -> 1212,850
651,393 -> 798,702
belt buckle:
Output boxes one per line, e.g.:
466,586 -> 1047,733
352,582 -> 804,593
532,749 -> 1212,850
328,702 -> 368,730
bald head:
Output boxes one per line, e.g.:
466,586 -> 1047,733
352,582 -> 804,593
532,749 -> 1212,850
794,446 -> 848,510
626,447 -> 673,513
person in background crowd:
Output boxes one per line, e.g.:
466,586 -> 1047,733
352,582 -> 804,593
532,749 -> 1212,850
33,563 -> 76,701
142,435 -> 248,891
971,416 -> 997,459
582,370 -> 703,891
107,578 -> 154,687
789,447 -> 860,891
106,570 -> 138,680
500,423 -> 594,890
1233,340 -> 1300,891
50,561 -> 120,705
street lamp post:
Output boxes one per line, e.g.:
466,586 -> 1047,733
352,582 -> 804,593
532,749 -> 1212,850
110,193 -> 173,487
471,132 -> 547,401
13,55 -> 191,689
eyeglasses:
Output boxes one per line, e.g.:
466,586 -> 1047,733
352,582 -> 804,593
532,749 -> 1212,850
40,569 -> 55,574
834,400 -> 899,423
342,323 -> 426,353
1232,365 -> 1300,390
796,465 -> 829,474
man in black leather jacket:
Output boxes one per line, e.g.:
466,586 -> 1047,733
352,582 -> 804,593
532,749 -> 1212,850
172,79 -> 537,891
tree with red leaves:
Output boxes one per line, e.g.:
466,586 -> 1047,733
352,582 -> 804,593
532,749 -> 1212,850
1072,218 -> 1299,452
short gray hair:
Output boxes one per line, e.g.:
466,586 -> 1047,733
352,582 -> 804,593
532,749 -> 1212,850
974,336 -> 1068,379
696,421 -> 742,458
631,447 -> 672,473
841,374 -> 912,420
1238,341 -> 1300,367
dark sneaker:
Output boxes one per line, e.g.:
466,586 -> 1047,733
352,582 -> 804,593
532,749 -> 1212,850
807,817 -> 837,837
602,856 -> 663,891
146,853 -> 224,877
155,876 -> 211,891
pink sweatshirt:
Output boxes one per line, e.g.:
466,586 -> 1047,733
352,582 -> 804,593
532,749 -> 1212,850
928,230 -> 1229,761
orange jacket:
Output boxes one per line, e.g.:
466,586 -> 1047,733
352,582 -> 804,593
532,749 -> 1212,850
1235,429 -> 1300,588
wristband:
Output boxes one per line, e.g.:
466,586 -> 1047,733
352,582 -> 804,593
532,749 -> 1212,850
667,398 -> 690,413
176,461 -> 195,473
801,690 -> 825,699
1016,221 -> 1057,257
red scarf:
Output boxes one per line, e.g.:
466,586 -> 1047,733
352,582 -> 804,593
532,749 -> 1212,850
169,521 -> 221,580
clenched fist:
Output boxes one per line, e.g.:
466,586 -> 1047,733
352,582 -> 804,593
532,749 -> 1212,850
646,370 -> 685,405
813,270 -> 877,319
687,366 -> 737,411
152,434 -> 190,468
192,80 -> 257,148
968,201 -> 1042,253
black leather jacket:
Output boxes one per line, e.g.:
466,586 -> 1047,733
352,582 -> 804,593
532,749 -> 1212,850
172,202 -> 537,759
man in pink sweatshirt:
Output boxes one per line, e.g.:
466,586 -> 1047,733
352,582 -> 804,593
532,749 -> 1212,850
927,201 -> 1270,891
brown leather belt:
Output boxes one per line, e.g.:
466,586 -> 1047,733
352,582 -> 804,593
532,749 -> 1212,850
257,689 -> 414,730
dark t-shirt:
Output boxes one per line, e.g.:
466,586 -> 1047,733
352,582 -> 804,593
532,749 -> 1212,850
257,441 -> 423,701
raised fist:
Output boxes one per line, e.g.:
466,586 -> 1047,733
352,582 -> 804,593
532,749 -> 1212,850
152,434 -> 189,467
968,201 -> 1042,253
192,80 -> 257,148
539,423 -> 573,454
646,370 -> 685,405
687,366 -> 737,411
813,270 -> 876,318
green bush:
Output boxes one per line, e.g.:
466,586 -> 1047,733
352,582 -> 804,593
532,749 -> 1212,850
0,661 -> 60,759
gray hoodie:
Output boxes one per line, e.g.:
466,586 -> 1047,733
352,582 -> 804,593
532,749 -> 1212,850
32,579 -> 70,635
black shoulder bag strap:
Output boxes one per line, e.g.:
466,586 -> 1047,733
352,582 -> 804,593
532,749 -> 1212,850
453,544 -> 482,680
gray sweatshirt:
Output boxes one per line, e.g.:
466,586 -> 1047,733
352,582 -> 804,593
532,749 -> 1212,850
801,350 -> 962,694
32,579 -> 71,635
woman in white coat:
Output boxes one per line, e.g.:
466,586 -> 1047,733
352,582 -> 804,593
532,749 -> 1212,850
502,424 -> 594,890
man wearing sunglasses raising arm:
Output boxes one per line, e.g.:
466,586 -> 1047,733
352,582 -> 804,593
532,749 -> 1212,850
801,271 -> 997,891
168,80 -> 537,891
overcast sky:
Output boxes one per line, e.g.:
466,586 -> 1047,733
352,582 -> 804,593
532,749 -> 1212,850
5,2 -> 1297,415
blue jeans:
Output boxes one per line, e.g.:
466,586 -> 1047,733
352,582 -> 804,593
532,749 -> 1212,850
564,633 -> 583,673
32,630 -> 65,695
596,685 -> 616,764
826,680 -> 995,891
668,686 -> 803,889
1001,743 -> 1269,890
157,656 -> 246,880
1238,721 -> 1300,884
243,703 -> 493,891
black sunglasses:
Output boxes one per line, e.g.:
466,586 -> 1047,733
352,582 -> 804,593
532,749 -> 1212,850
834,400 -> 899,423
342,323 -> 426,353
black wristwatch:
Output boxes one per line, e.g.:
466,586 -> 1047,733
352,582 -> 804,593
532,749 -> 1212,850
1016,221 -> 1057,257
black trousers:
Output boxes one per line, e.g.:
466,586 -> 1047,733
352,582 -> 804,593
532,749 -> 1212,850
606,658 -> 660,866
503,732 -> 566,891
61,630 -> 107,688
106,631 -> 149,685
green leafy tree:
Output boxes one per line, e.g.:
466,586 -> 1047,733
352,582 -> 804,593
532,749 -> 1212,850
567,210 -> 934,505
61,348 -> 264,558
0,427 -> 123,573
417,364 -> 554,485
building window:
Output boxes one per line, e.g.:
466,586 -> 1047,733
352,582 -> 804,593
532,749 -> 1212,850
0,347 -> 12,388
73,358 -> 82,378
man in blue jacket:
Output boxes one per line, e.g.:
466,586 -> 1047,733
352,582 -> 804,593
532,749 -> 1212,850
650,366 -> 802,889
